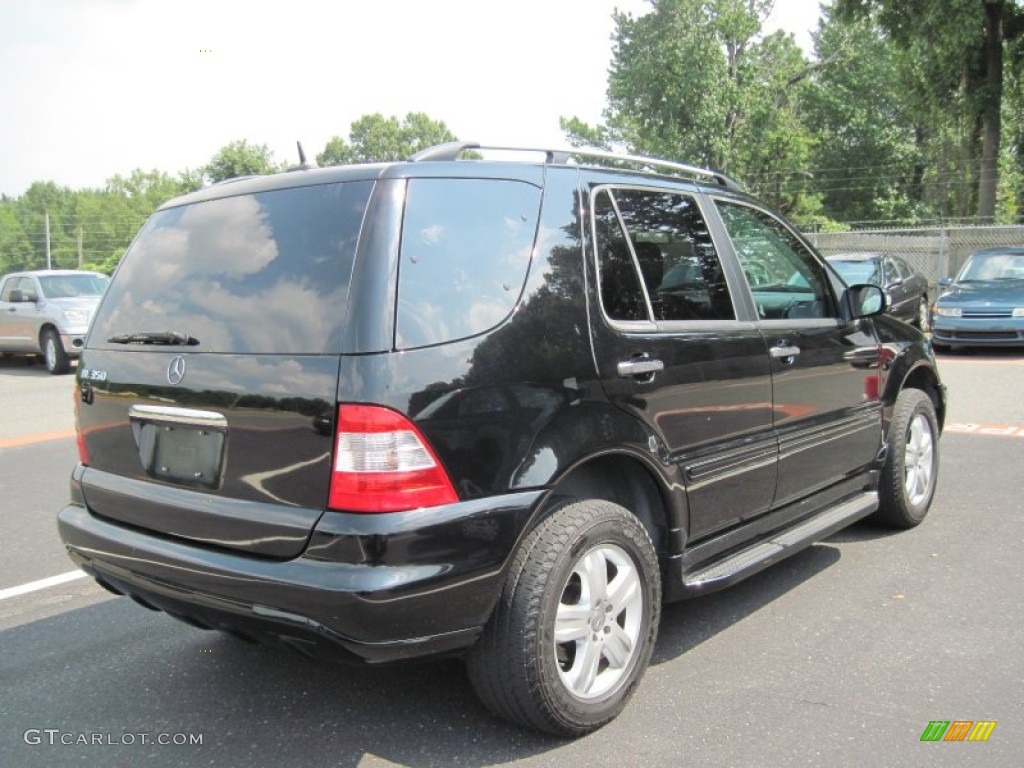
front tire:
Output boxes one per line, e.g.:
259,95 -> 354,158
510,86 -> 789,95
873,389 -> 939,528
42,328 -> 71,375
915,298 -> 930,331
467,499 -> 661,736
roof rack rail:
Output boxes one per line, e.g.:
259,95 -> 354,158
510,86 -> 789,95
408,141 -> 743,192
207,174 -> 260,188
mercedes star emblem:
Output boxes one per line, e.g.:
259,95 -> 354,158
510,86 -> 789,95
167,355 -> 187,385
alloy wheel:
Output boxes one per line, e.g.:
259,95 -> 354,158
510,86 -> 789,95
554,543 -> 643,700
904,413 -> 935,506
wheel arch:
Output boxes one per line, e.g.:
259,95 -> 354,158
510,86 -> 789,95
874,317 -> 946,433
883,359 -> 945,434
531,450 -> 683,562
37,322 -> 60,349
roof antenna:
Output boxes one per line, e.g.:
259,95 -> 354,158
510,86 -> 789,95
294,141 -> 317,170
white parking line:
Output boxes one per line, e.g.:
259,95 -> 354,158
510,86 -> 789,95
945,422 -> 1024,438
0,570 -> 88,601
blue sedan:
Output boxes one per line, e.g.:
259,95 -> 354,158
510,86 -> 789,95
931,247 -> 1024,350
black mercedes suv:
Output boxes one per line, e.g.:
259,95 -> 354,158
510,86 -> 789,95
58,142 -> 945,736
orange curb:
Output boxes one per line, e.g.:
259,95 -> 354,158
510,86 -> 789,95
0,429 -> 76,450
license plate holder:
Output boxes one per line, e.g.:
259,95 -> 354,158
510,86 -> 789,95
137,422 -> 225,489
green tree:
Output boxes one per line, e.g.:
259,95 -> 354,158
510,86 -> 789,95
562,0 -> 819,217
729,30 -> 819,216
16,181 -> 78,270
558,117 -> 614,150
998,32 -> 1024,220
204,139 -> 277,183
317,112 -> 457,166
72,169 -> 205,273
0,201 -> 32,272
177,168 -> 206,194
1,153 -> 253,276
106,169 -> 189,209
836,0 -> 1024,222
803,5 -> 925,224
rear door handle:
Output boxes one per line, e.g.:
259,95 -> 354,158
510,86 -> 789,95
617,358 -> 664,377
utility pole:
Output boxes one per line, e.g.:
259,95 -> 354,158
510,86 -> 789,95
45,211 -> 52,270
78,226 -> 83,268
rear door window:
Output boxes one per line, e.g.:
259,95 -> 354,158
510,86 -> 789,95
89,181 -> 373,354
594,189 -> 649,322
593,186 -> 735,323
395,178 -> 541,349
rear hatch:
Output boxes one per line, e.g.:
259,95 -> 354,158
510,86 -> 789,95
76,178 -> 375,558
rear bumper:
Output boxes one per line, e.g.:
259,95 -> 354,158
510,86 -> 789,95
58,481 -> 544,663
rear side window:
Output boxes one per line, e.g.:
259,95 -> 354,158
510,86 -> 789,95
396,178 -> 541,349
888,256 -> 911,282
90,181 -> 373,354
594,190 -> 648,322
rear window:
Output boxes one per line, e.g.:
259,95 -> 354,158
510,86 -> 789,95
830,259 -> 880,285
89,181 -> 373,354
395,178 -> 541,348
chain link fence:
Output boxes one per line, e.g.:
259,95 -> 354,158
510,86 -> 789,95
805,226 -> 1024,296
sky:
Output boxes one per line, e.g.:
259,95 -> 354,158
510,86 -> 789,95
0,0 -> 822,197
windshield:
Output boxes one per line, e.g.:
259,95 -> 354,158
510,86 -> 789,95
829,259 -> 880,286
957,252 -> 1024,282
39,274 -> 109,298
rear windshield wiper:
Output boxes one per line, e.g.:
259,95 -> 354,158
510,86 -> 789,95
107,331 -> 200,346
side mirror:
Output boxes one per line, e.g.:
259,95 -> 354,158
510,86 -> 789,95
849,283 -> 886,318
9,289 -> 25,303
938,277 -> 952,287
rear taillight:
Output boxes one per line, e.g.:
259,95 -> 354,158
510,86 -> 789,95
73,385 -> 88,465
328,405 -> 457,513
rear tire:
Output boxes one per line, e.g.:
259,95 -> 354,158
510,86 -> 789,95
42,328 -> 70,375
873,389 -> 939,528
466,499 -> 661,736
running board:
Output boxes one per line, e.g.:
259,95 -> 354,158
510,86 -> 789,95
681,492 -> 878,595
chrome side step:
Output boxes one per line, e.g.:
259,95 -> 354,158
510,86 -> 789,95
682,492 -> 878,594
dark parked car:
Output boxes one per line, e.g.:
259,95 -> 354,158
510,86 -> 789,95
930,247 -> 1024,350
58,142 -> 945,736
826,252 -> 930,330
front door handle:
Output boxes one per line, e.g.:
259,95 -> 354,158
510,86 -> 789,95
770,344 -> 801,364
617,358 -> 665,377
